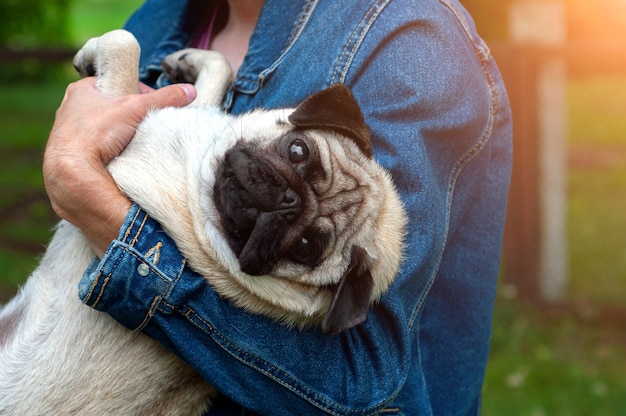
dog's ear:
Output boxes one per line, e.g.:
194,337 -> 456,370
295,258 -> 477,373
321,246 -> 374,336
288,84 -> 372,158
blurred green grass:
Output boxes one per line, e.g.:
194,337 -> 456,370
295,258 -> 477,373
481,76 -> 626,415
0,79 -> 68,285
566,77 -> 626,304
69,0 -> 143,45
1,1 -> 626,414
483,295 -> 626,416
0,0 -> 142,288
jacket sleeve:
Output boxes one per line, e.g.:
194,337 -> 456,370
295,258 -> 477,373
80,1 -> 511,414
80,204 -> 410,415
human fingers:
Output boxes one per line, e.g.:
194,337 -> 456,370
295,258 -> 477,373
137,82 -> 154,94
50,79 -> 197,165
132,82 -> 197,111
43,80 -> 197,256
44,78 -> 198,191
95,83 -> 197,161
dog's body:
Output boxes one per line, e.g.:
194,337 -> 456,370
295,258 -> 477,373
0,30 -> 405,414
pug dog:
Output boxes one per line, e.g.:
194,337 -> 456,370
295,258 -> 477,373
0,30 -> 406,414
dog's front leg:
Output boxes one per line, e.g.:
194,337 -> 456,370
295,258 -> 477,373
73,29 -> 140,97
162,49 -> 233,107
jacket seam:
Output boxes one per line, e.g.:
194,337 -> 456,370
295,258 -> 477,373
330,0 -> 392,85
256,0 -> 318,89
82,244 -> 126,307
181,306 -> 388,415
408,0 -> 501,335
121,207 -> 143,244
411,13 -> 500,413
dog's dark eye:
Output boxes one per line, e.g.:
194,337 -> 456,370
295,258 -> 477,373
288,139 -> 309,164
288,235 -> 323,268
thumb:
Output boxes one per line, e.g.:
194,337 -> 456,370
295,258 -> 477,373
142,83 -> 197,109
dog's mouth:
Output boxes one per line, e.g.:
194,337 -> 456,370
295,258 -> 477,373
214,145 -> 304,275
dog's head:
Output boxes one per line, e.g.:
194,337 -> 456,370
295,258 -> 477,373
214,84 -> 405,335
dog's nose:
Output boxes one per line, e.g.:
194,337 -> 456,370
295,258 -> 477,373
277,188 -> 301,223
279,188 -> 300,210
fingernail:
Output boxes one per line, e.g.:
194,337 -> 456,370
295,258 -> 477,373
178,83 -> 197,102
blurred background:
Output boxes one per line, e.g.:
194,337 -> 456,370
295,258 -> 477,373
0,0 -> 624,414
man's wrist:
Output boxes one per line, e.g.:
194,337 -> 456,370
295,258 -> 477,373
79,170 -> 132,257
47,158 -> 131,257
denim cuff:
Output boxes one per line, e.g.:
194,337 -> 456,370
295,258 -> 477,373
79,204 -> 187,332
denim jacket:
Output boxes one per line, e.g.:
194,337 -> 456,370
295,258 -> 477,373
79,0 -> 512,414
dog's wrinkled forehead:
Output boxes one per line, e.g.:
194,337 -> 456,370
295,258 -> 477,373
271,127 -> 375,251
231,126 -> 366,211
218,96 -> 381,280
292,128 -> 371,196
225,124 -> 375,253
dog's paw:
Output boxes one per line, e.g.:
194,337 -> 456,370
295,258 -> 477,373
161,49 -> 203,84
72,30 -> 140,97
162,49 -> 231,84
73,30 -> 140,79
73,36 -> 99,77
162,48 -> 233,106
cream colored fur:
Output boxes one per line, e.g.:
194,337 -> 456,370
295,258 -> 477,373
0,30 -> 405,414
0,30 -> 216,415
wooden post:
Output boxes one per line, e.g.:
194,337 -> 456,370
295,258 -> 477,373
502,2 -> 568,301
537,54 -> 568,301
499,45 -> 542,300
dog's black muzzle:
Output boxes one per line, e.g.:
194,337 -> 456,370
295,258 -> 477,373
214,146 -> 303,275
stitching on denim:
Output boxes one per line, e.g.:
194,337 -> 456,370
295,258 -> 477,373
125,249 -> 177,285
181,310 -> 335,412
92,275 -> 110,308
209,328 -> 342,415
82,271 -> 102,305
331,0 -> 391,85
257,0 -> 318,87
181,307 -> 386,415
121,207 -> 142,244
157,256 -> 187,312
437,0 -> 492,61
129,211 -> 148,248
408,1 -> 501,333
159,299 -> 176,311
183,307 -> 214,334
145,241 -> 163,265
134,295 -> 161,332
285,0 -> 318,51
83,244 -> 127,307
107,246 -> 181,327
413,317 -> 434,416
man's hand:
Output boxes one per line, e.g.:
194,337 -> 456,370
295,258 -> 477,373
43,77 -> 197,257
